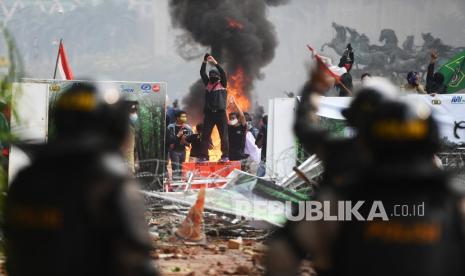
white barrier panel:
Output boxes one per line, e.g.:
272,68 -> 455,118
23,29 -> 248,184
267,98 -> 297,180
267,94 -> 465,180
9,79 -> 168,183
317,94 -> 465,144
11,82 -> 49,142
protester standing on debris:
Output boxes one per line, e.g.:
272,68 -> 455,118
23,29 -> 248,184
4,83 -> 157,276
426,49 -> 448,94
199,54 -> 229,162
336,44 -> 355,96
167,110 -> 193,179
403,71 -> 427,94
256,115 -> 268,177
227,96 -> 248,162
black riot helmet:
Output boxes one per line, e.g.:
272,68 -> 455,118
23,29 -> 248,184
52,82 -> 129,149
362,99 -> 440,162
342,77 -> 398,130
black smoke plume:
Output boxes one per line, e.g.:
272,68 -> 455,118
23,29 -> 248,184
169,0 -> 290,122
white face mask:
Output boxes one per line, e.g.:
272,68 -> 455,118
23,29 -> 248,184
229,119 -> 238,126
129,113 -> 138,123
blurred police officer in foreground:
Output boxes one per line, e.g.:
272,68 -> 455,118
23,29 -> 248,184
267,76 -> 465,275
4,83 -> 158,276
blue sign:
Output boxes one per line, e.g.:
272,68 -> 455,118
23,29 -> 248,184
141,83 -> 151,91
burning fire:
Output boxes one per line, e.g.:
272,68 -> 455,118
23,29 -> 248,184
208,127 -> 222,161
226,17 -> 244,30
228,67 -> 250,111
208,68 -> 250,161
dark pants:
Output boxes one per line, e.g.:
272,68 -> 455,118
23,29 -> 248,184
169,150 -> 186,180
201,110 -> 229,159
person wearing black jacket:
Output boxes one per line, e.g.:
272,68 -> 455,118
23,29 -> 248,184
4,83 -> 157,276
186,123 -> 211,162
256,115 -> 268,177
199,54 -> 229,162
337,44 -> 355,97
166,111 -> 193,179
227,96 -> 248,161
426,49 -> 448,94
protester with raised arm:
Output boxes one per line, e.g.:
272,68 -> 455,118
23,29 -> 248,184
227,96 -> 248,162
426,49 -> 447,94
199,54 -> 229,162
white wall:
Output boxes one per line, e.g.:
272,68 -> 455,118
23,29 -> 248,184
11,82 -> 49,142
266,98 -> 297,180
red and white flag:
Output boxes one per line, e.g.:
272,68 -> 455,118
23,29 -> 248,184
56,40 -> 74,80
307,45 -> 347,82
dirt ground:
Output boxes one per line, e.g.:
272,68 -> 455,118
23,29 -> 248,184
153,238 -> 266,275
153,238 -> 315,276
146,198 -> 315,276
146,198 -> 270,275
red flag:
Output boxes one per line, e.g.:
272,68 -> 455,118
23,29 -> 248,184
307,45 -> 353,96
57,41 -> 74,80
307,45 -> 344,82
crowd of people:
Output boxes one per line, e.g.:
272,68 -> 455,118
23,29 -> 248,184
264,49 -> 465,275
402,49 -> 448,94
165,53 -> 268,180
164,46 -> 449,181
3,42 -> 463,275
325,44 -> 449,97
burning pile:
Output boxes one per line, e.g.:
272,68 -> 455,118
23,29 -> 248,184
169,0 -> 291,122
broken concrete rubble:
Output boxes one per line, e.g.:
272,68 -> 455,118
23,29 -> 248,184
143,169 -> 311,228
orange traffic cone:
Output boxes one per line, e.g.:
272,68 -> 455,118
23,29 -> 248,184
175,188 -> 206,243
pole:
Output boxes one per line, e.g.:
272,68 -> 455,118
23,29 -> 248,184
306,45 -> 353,96
336,79 -> 353,96
52,38 -> 62,79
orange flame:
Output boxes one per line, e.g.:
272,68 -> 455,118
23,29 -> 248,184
208,127 -> 222,161
228,67 -> 250,111
227,17 -> 244,30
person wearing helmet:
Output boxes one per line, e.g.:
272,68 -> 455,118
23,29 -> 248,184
315,99 -> 465,276
268,97 -> 465,276
4,83 -> 158,276
199,53 -> 229,162
295,71 -> 398,189
265,67 -> 399,275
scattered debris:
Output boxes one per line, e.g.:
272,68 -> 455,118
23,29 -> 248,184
227,238 -> 242,250
141,168 -> 318,274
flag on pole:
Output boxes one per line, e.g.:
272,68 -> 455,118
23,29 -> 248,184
307,45 -> 347,81
307,45 -> 352,95
54,40 -> 74,80
438,50 -> 465,93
